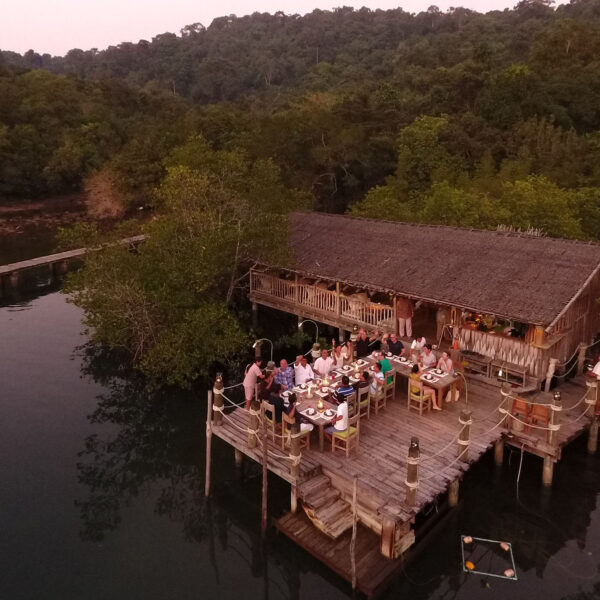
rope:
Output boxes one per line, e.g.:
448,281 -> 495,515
220,392 -> 246,408
404,479 -> 418,489
223,381 -> 244,390
406,456 -> 419,465
419,423 -> 468,464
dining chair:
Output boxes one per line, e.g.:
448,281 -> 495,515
529,403 -> 549,432
407,379 -> 431,415
345,392 -> 357,418
281,412 -> 310,451
370,386 -> 386,416
262,400 -> 280,441
511,397 -> 530,432
331,413 -> 360,457
357,385 -> 370,419
384,371 -> 396,403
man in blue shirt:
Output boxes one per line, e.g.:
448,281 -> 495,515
274,358 -> 294,390
335,375 -> 355,403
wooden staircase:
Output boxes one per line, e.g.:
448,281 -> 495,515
299,474 -> 354,539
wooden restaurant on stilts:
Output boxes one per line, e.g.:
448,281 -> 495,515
207,212 -> 600,597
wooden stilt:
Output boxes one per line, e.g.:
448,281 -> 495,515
205,390 -> 213,497
261,402 -> 268,537
234,448 -> 244,468
542,456 -> 554,487
588,418 -> 599,455
577,343 -> 587,375
494,439 -> 505,466
545,358 -> 558,392
290,485 -> 298,514
458,409 -> 472,462
350,477 -> 358,591
405,437 -> 419,507
547,391 -> 562,447
448,479 -> 459,507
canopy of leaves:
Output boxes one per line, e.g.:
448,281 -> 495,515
61,138 -> 311,385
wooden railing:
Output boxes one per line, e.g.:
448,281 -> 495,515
250,271 -> 395,330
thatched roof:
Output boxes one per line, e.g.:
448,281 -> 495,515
287,212 -> 600,327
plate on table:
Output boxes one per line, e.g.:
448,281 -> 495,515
350,376 -> 360,383
423,374 -> 434,381
299,383 -> 307,390
399,357 -> 408,363
341,365 -> 352,371
305,407 -> 316,416
324,409 -> 335,418
282,390 -> 291,397
386,352 -> 393,357
432,369 -> 444,376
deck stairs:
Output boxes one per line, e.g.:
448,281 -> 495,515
299,474 -> 354,539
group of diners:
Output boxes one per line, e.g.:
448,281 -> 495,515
241,326 -> 456,438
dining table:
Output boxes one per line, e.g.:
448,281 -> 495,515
288,391 -> 337,452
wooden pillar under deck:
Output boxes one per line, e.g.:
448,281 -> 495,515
588,418 -> 599,455
542,456 -> 554,487
448,479 -> 459,507
494,439 -> 504,466
234,448 -> 244,468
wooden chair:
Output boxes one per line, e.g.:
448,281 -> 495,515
332,414 -> 360,457
370,385 -> 386,416
529,403 -> 549,432
511,397 -> 530,432
262,400 -> 281,441
345,392 -> 357,417
281,412 -> 310,451
384,371 -> 397,403
357,385 -> 370,420
407,379 -> 431,415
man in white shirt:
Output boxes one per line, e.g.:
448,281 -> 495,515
314,349 -> 334,378
294,356 -> 315,385
325,397 -> 349,436
420,344 -> 437,369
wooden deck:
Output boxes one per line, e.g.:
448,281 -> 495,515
210,374 -> 595,593
276,511 -> 405,598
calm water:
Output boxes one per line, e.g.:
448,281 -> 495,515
1,289 -> 599,600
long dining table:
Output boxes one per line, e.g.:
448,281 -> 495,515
287,352 -> 460,452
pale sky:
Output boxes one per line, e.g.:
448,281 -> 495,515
2,1 -> 567,56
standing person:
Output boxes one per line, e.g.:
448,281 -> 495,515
397,297 -> 414,338
314,349 -> 334,378
274,359 -> 294,390
243,358 -> 264,409
295,356 -> 315,385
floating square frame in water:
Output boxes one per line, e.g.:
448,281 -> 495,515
460,535 -> 518,581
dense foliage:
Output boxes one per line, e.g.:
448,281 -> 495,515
61,138 -> 310,384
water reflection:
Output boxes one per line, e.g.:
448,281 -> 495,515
73,340 -> 600,600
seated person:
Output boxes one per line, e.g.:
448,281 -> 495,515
284,394 -> 314,432
259,371 -> 281,402
369,362 -> 385,396
383,332 -> 405,357
354,370 -> 370,392
294,355 -> 315,385
324,396 -> 349,437
314,349 -> 334,378
377,350 -> 393,384
437,351 -> 453,374
274,358 -> 294,390
410,363 -> 440,410
420,344 -> 437,369
410,336 -> 426,359
335,375 -> 355,403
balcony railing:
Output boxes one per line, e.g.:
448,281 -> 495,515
250,270 -> 395,331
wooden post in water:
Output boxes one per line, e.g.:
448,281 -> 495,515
248,385 -> 260,449
542,457 -> 554,487
213,375 -> 224,426
405,437 -> 419,507
457,409 -> 472,462
448,479 -> 459,507
289,421 -> 301,513
205,390 -> 213,497
588,417 -> 599,455
234,449 -> 244,468
261,401 -> 268,537
494,439 -> 505,466
350,477 -> 358,591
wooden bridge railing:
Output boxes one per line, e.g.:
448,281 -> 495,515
250,271 -> 396,331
